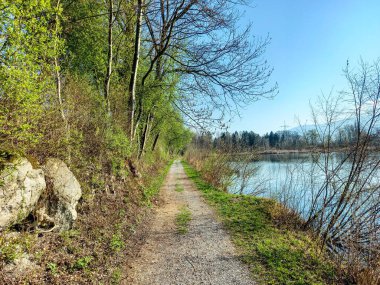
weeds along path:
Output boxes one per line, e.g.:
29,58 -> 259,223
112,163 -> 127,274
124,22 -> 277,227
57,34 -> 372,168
125,160 -> 255,285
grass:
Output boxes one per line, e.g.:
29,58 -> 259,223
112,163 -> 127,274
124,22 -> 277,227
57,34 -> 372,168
142,160 -> 173,206
175,183 -> 184,192
175,206 -> 192,234
182,161 -> 337,285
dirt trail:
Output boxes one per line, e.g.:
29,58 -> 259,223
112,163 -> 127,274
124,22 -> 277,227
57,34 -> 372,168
125,161 -> 255,285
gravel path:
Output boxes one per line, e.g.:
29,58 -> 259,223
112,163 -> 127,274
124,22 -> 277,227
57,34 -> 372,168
125,161 -> 255,285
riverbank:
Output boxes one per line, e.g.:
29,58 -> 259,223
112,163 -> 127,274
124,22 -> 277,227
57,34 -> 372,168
182,161 -> 338,284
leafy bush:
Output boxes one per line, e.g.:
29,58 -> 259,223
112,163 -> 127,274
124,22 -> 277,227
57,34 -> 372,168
105,127 -> 131,177
185,147 -> 234,191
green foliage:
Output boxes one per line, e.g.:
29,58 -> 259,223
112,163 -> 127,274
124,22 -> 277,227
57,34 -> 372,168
155,109 -> 193,155
61,0 -> 107,81
60,229 -> 81,241
105,127 -> 131,157
0,232 -> 35,263
110,234 -> 125,252
90,172 -> 105,190
0,0 -> 60,151
47,262 -> 59,276
0,240 -> 22,263
73,256 -> 93,271
0,0 -> 190,280
175,206 -> 192,234
111,267 -> 123,284
0,150 -> 19,173
141,160 -> 173,206
182,161 -> 336,285
105,126 -> 132,176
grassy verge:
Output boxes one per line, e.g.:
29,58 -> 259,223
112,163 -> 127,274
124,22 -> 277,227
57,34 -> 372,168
182,161 -> 336,285
142,160 -> 173,206
175,206 -> 192,234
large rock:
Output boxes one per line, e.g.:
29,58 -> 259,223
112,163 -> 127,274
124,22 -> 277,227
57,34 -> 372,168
0,158 -> 46,228
43,158 -> 82,231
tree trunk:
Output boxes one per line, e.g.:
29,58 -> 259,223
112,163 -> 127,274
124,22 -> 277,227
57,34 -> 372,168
54,0 -> 71,163
133,95 -> 143,140
138,113 -> 152,159
55,57 -> 65,122
104,0 -> 113,115
152,132 -> 160,151
128,0 -> 143,140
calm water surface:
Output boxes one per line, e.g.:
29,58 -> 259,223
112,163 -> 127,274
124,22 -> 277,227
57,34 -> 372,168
228,152 -> 380,214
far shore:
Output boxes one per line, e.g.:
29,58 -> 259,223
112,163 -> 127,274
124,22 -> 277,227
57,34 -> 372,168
228,147 -> 379,156
257,149 -> 318,155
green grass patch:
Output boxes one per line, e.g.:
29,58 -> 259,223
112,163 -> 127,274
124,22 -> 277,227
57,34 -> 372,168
73,256 -> 93,271
142,160 -> 173,206
175,206 -> 192,234
182,161 -> 336,285
110,233 -> 125,252
175,183 -> 184,192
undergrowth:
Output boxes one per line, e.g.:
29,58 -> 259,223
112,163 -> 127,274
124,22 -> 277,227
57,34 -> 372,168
182,161 -> 337,285
0,160 -> 172,284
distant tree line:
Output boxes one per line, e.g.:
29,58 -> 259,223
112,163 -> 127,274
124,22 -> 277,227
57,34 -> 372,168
192,125 -> 380,151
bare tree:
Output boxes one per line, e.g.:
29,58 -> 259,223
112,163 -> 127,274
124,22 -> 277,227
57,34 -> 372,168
141,0 -> 277,129
282,60 -> 380,281
131,0 -> 277,158
128,0 -> 143,139
104,0 -> 114,115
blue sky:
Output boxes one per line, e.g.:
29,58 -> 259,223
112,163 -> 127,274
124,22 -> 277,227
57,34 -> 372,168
229,0 -> 380,135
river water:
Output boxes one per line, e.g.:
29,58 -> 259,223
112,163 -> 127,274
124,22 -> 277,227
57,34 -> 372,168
228,152 -> 380,216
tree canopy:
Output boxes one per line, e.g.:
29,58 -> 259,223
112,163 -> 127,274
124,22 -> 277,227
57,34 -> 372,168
0,0 -> 275,161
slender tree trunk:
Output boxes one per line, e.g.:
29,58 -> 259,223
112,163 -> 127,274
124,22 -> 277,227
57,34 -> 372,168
54,0 -> 71,163
151,132 -> 160,151
128,0 -> 143,140
138,113 -> 152,159
55,57 -> 65,122
53,1 -> 64,121
55,57 -> 71,162
133,96 -> 143,139
104,0 -> 113,115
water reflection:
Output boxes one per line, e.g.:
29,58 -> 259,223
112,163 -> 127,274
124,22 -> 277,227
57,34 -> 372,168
229,152 -> 380,217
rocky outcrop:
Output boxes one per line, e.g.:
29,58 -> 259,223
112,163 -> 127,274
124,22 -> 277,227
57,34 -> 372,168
0,157 -> 82,231
0,158 -> 46,228
43,158 -> 82,231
